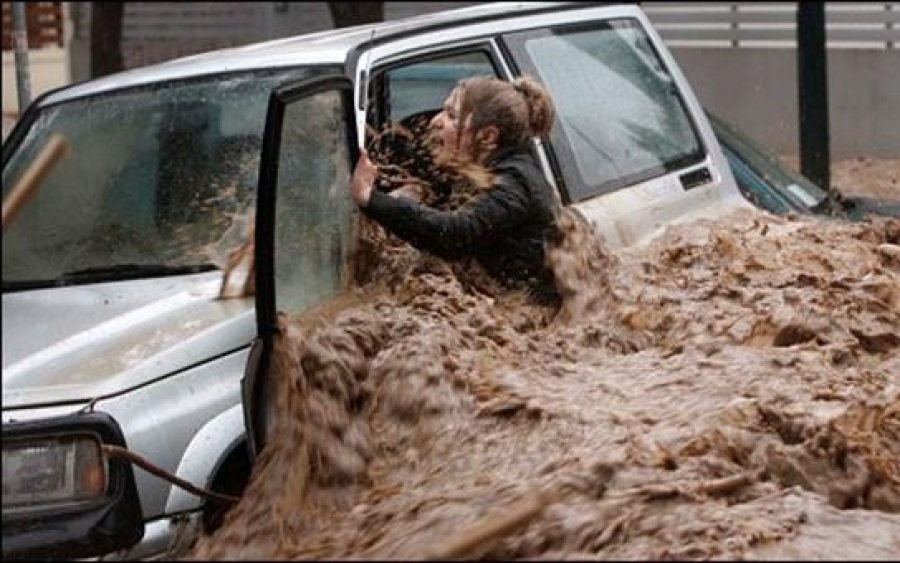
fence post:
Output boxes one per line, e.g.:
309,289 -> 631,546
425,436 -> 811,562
888,3 -> 896,50
731,4 -> 739,48
796,2 -> 830,191
12,1 -> 32,111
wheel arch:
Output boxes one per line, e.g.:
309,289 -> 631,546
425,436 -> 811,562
163,404 -> 248,515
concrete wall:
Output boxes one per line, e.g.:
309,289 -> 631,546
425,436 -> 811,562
669,48 -> 900,159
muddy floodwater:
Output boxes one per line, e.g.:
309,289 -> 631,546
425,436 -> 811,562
188,195 -> 899,559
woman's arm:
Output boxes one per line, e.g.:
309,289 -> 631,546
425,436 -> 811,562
362,175 -> 530,260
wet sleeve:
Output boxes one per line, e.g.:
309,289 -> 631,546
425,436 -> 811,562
362,176 -> 531,260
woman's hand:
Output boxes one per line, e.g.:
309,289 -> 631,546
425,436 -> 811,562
390,182 -> 426,202
350,149 -> 377,207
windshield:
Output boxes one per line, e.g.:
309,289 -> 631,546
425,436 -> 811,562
706,111 -> 829,212
2,68 -> 312,289
504,18 -> 705,201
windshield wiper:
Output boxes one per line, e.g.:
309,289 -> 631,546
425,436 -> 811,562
57,263 -> 219,283
2,263 -> 221,292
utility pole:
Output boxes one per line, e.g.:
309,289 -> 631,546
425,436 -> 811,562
12,1 -> 32,111
796,2 -> 830,192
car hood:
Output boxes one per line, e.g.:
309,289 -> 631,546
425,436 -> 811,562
840,195 -> 900,219
2,272 -> 255,409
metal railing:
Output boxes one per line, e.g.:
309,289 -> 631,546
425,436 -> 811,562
642,2 -> 899,49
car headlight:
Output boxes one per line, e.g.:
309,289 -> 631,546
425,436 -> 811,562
2,434 -> 107,514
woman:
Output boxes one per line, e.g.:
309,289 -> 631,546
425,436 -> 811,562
350,75 -> 560,303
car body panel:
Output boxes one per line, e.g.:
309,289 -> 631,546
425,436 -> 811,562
573,157 -> 748,249
163,404 -> 246,514
2,272 -> 254,409
89,348 -> 250,519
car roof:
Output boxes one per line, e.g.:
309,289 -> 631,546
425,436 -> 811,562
43,2 -> 619,105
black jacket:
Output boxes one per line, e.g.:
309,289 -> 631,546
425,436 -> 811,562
363,147 -> 560,300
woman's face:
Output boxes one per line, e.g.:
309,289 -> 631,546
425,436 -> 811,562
429,88 -> 470,158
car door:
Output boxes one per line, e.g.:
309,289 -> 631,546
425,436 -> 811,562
359,36 -> 562,199
242,74 -> 359,459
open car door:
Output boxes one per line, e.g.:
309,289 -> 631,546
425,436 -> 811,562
241,75 -> 359,460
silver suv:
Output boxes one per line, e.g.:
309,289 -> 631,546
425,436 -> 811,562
2,2 -> 750,559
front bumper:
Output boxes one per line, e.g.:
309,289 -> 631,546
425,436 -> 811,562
2,411 -> 144,560
102,511 -> 203,561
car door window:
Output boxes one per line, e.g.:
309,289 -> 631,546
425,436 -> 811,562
271,87 -> 356,314
503,20 -> 706,202
370,49 -> 498,140
374,50 -> 498,132
248,75 -> 356,456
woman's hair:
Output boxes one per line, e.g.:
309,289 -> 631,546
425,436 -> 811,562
456,75 -> 555,154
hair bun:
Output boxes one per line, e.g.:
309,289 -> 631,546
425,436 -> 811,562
512,76 -> 554,138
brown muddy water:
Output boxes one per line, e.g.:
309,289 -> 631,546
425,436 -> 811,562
189,197 -> 899,559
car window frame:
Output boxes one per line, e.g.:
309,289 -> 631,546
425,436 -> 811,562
364,39 -> 564,203
367,43 -> 503,138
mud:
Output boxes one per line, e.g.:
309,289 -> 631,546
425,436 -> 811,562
185,187 -> 900,560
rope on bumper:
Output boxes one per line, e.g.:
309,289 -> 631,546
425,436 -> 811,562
101,444 -> 240,505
